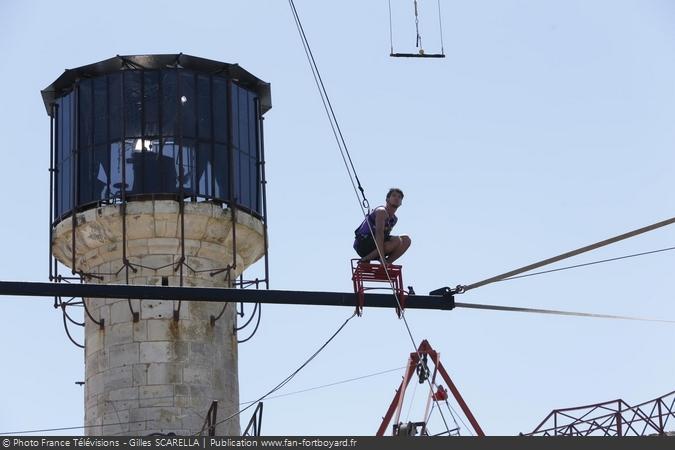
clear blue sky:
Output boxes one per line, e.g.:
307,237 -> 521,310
1,0 -> 674,436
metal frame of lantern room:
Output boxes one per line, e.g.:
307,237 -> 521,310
42,54 -> 272,340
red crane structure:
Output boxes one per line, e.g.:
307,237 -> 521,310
523,390 -> 675,436
377,339 -> 485,437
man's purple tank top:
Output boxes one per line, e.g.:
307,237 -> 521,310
354,207 -> 397,239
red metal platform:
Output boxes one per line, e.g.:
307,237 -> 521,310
351,259 -> 406,317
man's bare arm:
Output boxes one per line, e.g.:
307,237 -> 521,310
375,208 -> 387,263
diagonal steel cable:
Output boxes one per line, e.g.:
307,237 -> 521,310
458,217 -> 675,293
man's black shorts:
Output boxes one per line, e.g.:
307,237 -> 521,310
354,235 -> 391,258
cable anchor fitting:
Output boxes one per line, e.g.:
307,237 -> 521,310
428,286 -> 456,309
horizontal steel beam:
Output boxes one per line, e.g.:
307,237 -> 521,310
0,281 -> 454,311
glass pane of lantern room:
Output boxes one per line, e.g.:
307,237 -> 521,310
109,141 -> 123,197
180,139 -> 196,195
124,139 -> 136,192
197,75 -> 211,140
109,73 -> 122,140
60,94 -> 73,217
249,93 -> 258,157
78,142 -> 94,205
144,71 -> 160,138
160,138 -> 179,194
53,98 -> 62,217
231,85 -> 240,151
250,96 -> 260,213
213,77 -> 227,143
197,142 -> 213,198
237,86 -> 250,156
214,143 -> 229,201
161,70 -> 177,137
55,97 -> 64,166
250,155 -> 259,214
135,141 -> 161,193
93,144 -> 110,200
61,156 -> 72,215
124,71 -> 142,138
78,80 -> 94,207
180,71 -> 196,139
79,79 -> 93,149
61,93 -> 72,164
238,149 -> 251,209
94,77 -> 108,145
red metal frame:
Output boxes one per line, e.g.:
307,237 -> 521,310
524,390 -> 675,436
376,339 -> 485,436
351,259 -> 406,317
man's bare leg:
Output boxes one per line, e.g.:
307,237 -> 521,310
385,235 -> 411,263
360,239 -> 401,262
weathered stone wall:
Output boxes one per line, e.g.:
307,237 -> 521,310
51,200 -> 265,435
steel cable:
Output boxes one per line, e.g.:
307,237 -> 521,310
498,245 -> 675,283
455,301 -> 675,324
288,0 -> 454,434
459,217 -> 675,293
201,311 -> 357,432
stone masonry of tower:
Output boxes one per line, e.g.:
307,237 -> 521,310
51,200 -> 265,435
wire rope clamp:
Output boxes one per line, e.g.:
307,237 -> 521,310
351,259 -> 407,317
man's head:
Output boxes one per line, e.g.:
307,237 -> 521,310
386,188 -> 404,208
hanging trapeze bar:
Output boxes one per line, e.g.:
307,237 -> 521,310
389,0 -> 446,58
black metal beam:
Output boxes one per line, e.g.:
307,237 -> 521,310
0,281 -> 454,311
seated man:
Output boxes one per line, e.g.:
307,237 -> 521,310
353,188 -> 411,264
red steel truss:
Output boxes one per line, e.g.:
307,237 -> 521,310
524,390 -> 675,436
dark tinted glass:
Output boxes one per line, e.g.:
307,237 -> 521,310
132,145 -> 162,193
124,71 -> 142,137
160,139 -> 179,194
197,75 -> 211,140
249,94 -> 258,158
250,155 -> 259,212
161,70 -> 177,137
250,97 -> 260,211
144,71 -> 160,137
55,97 -> 64,165
52,68 -> 263,220
180,71 -> 196,138
180,139 -> 196,195
109,73 -> 122,139
197,141 -> 213,198
109,141 -> 123,196
231,85 -> 240,149
213,77 -> 227,143
237,86 -> 250,155
57,93 -> 74,218
61,156 -> 72,214
62,93 -> 72,163
93,144 -> 110,199
78,142 -> 94,205
214,143 -> 228,199
123,140 -> 136,192
78,79 -> 93,148
93,77 -> 108,145
237,150 -> 251,208
55,96 -> 62,214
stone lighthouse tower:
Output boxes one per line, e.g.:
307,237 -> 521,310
42,54 -> 271,435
